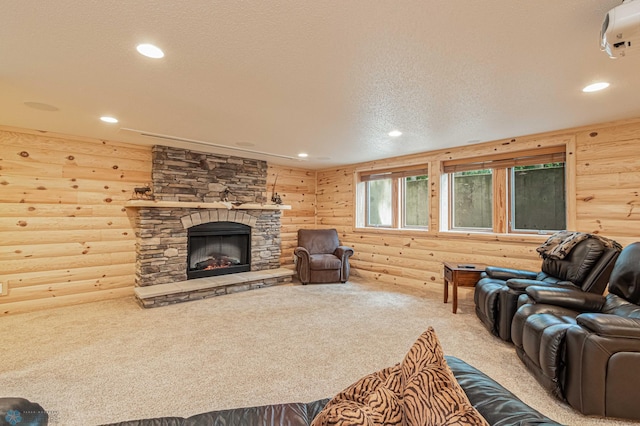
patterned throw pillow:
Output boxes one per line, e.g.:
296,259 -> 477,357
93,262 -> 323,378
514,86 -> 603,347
311,327 -> 488,426
310,368 -> 404,426
401,326 -> 447,381
401,327 -> 488,426
403,364 -> 488,426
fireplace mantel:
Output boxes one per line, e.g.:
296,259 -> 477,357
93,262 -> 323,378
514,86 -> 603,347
125,200 -> 291,210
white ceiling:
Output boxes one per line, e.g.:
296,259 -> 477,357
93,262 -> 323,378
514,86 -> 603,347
2,1 -> 639,169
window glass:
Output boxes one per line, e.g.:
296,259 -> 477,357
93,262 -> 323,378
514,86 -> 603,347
366,178 -> 393,226
403,175 -> 429,228
452,170 -> 492,229
511,163 -> 566,232
358,166 -> 429,230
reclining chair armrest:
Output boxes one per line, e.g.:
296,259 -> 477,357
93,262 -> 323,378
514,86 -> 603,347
577,314 -> 640,339
525,286 -> 606,312
335,245 -> 354,283
507,279 -> 580,292
485,266 -> 538,281
555,280 -> 579,288
506,279 -> 549,292
294,247 -> 311,284
334,245 -> 354,260
517,292 -> 534,309
294,247 -> 310,260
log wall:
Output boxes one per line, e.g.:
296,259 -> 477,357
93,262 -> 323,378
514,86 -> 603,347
315,118 -> 640,294
267,165 -> 317,267
2,116 -> 639,313
0,126 -> 317,314
0,127 -> 151,315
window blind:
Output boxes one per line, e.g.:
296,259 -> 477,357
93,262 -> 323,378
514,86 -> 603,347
360,165 -> 428,182
442,146 -> 566,174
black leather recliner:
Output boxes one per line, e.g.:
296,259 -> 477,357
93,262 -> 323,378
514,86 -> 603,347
511,242 -> 640,420
475,236 -> 620,342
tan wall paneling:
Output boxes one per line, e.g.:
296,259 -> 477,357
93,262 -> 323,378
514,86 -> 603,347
316,119 -> 640,295
0,127 -> 151,314
267,164 -> 317,267
574,121 -> 640,246
2,116 -> 640,313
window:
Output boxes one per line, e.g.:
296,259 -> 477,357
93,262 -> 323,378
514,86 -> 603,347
451,169 -> 493,230
366,178 -> 393,227
511,163 -> 566,232
442,146 -> 566,234
357,165 -> 429,230
403,175 -> 429,228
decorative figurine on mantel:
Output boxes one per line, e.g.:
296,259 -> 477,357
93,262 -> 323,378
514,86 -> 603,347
132,183 -> 153,200
271,174 -> 283,205
221,188 -> 231,202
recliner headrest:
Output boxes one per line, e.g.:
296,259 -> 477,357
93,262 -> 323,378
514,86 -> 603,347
541,238 -> 604,285
609,242 -> 640,305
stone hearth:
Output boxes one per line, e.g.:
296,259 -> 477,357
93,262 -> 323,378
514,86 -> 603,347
135,268 -> 294,308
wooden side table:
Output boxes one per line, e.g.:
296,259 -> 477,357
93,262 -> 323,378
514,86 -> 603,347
443,262 -> 486,314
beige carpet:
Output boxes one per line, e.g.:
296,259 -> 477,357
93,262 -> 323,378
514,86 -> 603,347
1,278 -> 639,426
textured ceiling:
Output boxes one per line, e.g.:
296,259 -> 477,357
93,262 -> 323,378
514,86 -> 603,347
1,0 -> 639,168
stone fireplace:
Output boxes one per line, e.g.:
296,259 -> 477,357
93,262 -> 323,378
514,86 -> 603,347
127,146 -> 293,308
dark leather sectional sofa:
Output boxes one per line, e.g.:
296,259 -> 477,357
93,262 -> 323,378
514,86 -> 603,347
0,358 -> 561,426
95,357 -> 560,426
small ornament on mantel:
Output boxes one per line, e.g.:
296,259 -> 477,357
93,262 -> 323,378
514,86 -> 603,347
270,174 -> 283,205
271,192 -> 283,205
132,183 -> 154,200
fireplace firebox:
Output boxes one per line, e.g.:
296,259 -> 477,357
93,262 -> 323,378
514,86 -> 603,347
187,221 -> 251,279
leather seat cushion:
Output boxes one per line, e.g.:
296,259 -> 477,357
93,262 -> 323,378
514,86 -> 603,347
309,254 -> 341,270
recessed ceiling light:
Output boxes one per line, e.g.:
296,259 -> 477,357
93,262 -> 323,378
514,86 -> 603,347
582,82 -> 610,92
136,43 -> 164,59
24,101 -> 59,111
389,130 -> 402,137
100,116 -> 118,124
298,153 -> 309,158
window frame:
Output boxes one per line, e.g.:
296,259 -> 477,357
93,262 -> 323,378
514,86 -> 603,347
441,146 -> 567,235
448,169 -> 494,232
401,174 -> 430,229
364,177 -> 395,228
507,163 -> 567,234
356,164 -> 429,231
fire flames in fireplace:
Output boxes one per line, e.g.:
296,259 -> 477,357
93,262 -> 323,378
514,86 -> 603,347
195,255 -> 241,271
